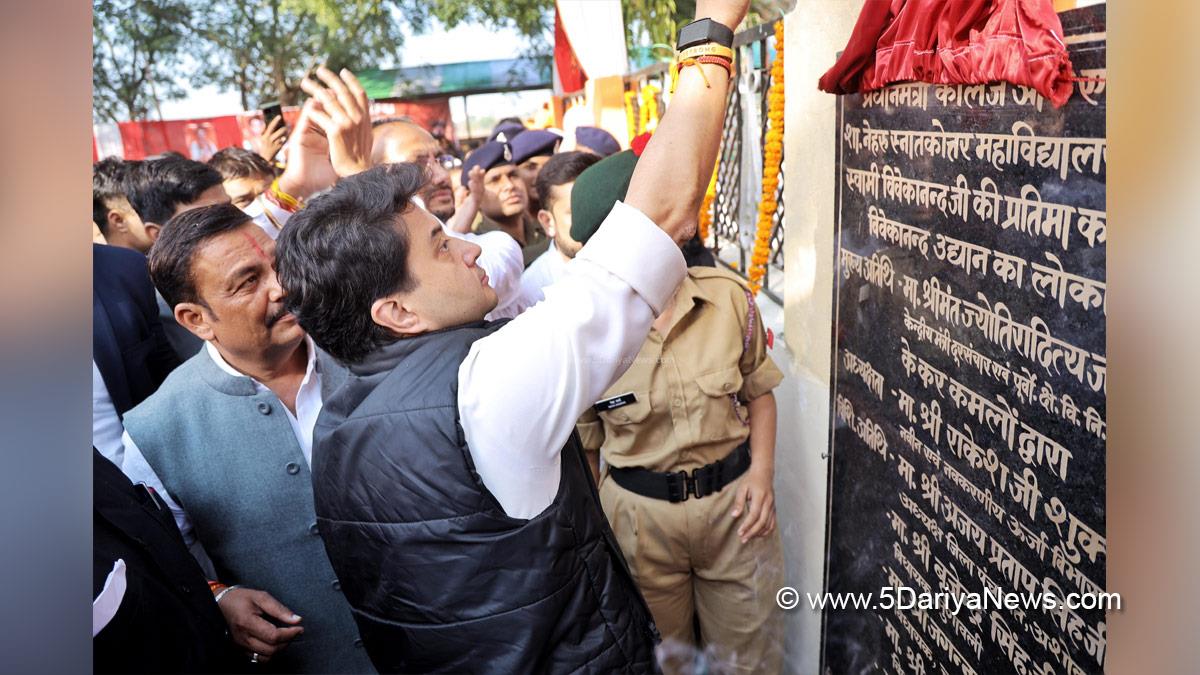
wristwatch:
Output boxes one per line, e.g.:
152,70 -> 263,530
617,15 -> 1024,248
676,18 -> 735,51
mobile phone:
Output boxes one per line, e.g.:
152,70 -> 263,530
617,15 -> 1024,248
261,101 -> 287,136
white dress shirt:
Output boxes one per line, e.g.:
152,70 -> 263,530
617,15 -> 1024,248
459,201 -> 687,518
120,337 -> 322,546
92,360 -> 127,466
518,244 -> 570,309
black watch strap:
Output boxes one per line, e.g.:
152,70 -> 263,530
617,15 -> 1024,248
676,18 -> 735,51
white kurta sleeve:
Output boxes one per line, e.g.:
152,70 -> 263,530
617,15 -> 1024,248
457,202 -> 687,518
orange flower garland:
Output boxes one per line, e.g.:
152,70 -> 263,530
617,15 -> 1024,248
749,20 -> 784,295
698,174 -> 716,243
698,159 -> 718,243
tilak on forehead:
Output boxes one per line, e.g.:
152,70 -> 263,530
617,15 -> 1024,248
240,230 -> 269,260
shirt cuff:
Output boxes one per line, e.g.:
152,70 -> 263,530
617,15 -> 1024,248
575,201 -> 687,315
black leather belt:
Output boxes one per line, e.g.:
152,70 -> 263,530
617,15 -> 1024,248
608,442 -> 751,503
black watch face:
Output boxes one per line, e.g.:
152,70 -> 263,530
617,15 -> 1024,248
677,18 -> 733,50
678,22 -> 706,49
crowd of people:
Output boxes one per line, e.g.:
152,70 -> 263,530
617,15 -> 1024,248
92,2 -> 786,672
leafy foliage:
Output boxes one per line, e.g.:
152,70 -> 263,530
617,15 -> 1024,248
186,0 -> 555,109
92,0 -> 192,122
188,0 -> 413,108
624,0 -> 793,62
92,0 -> 795,122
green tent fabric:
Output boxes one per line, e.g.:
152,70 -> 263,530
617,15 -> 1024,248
358,57 -> 552,100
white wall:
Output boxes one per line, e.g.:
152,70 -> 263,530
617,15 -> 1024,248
769,2 -> 865,673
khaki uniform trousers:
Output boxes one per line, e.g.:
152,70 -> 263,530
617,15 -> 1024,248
600,471 -> 785,674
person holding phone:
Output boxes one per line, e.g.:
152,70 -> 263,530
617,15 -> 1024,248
257,102 -> 288,163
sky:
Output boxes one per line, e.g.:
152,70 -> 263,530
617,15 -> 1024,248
160,20 -> 552,128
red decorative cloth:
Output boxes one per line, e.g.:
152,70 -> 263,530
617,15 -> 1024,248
554,6 -> 587,94
818,0 -> 1074,107
630,132 -> 653,157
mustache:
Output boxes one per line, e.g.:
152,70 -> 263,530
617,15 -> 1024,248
266,305 -> 292,328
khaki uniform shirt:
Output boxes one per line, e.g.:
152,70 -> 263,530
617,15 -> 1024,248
578,266 -> 784,472
477,214 -> 550,268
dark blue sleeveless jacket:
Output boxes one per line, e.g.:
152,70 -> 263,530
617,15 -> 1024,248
313,321 -> 659,673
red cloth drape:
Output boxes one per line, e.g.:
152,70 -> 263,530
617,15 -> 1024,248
819,0 -> 1074,108
554,5 -> 587,94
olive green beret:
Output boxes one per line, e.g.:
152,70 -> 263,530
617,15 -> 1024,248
569,149 -> 639,244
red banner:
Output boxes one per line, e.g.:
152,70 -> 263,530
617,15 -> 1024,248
117,117 -> 244,161
97,98 -> 454,161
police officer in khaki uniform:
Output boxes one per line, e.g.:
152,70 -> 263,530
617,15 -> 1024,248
571,146 -> 786,674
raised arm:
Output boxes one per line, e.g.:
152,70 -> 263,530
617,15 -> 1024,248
458,1 -> 751,519
624,1 -> 749,243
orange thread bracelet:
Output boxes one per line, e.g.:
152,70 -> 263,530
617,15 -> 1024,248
671,54 -> 734,92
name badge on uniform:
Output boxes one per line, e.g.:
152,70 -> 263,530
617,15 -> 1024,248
593,392 -> 637,413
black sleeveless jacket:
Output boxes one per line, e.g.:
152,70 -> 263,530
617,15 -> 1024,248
312,322 -> 659,673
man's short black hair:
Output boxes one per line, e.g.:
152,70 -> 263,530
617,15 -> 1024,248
276,163 -> 427,364
123,156 -> 224,226
208,147 -> 276,181
92,157 -> 139,234
535,151 -> 601,211
148,203 -> 253,310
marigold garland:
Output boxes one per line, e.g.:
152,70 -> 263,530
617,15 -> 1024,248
698,159 -> 718,243
639,84 -> 660,134
748,20 -> 784,295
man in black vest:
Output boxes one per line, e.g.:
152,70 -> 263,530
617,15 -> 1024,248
274,2 -> 749,670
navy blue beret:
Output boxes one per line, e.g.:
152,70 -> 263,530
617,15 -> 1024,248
575,126 -> 620,157
461,141 -> 512,187
488,121 -> 526,143
510,130 -> 561,165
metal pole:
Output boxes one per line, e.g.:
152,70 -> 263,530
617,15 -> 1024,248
463,96 -> 473,141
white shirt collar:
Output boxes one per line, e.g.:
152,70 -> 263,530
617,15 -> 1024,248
204,335 -> 319,390
204,336 -> 323,466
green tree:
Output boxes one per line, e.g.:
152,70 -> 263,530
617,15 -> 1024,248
412,0 -> 554,76
416,0 -> 552,42
624,0 -> 793,62
189,0 -> 418,108
191,0 -> 558,109
92,0 -> 795,122
92,0 -> 192,122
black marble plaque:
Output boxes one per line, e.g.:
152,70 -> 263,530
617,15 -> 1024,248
821,6 -> 1106,674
